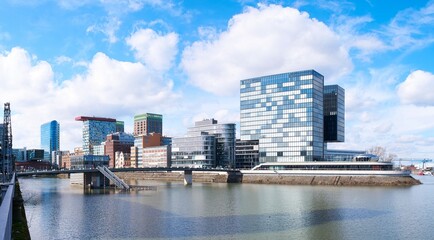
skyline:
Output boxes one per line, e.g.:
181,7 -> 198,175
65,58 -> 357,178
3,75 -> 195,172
0,1 -> 434,159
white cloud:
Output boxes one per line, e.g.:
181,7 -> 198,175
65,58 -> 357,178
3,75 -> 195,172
0,47 -> 55,104
126,28 -> 178,72
386,1 -> 434,50
397,70 -> 434,106
0,47 -> 179,151
181,4 -> 352,96
86,17 -> 122,43
330,66 -> 434,159
85,0 -> 188,43
55,55 -> 73,65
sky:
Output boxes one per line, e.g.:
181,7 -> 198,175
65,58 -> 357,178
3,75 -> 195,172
0,0 -> 434,160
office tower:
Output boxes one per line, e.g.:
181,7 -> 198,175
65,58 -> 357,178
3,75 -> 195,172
133,113 -> 162,136
187,119 -> 236,167
75,116 -> 116,155
116,121 -> 125,133
324,85 -> 345,142
40,120 -> 60,162
171,119 -> 235,168
240,70 -> 325,162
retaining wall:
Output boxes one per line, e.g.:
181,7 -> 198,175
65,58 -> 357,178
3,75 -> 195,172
115,171 -> 421,186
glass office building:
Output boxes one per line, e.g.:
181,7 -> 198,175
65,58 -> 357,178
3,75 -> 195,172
187,119 -> 236,168
324,85 -> 345,142
171,133 -> 216,168
75,116 -> 116,155
240,70 -> 325,162
40,120 -> 60,162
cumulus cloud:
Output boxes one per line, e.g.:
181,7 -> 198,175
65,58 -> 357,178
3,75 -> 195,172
126,28 -> 178,72
0,47 -> 179,150
0,47 -> 55,105
397,70 -> 434,106
181,4 -> 352,96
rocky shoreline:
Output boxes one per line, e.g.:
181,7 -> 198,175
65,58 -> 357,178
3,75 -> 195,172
115,171 -> 421,186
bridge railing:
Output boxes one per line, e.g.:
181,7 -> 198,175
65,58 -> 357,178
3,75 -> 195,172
0,173 -> 15,240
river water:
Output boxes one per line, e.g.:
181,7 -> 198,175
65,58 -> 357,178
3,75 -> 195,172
19,175 -> 433,240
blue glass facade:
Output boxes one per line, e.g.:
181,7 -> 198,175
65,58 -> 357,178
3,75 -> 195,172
81,119 -> 116,155
240,70 -> 324,162
40,120 -> 60,162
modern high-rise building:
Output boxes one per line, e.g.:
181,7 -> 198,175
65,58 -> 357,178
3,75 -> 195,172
75,116 -> 116,155
171,119 -> 235,168
240,70 -> 343,163
324,85 -> 345,142
187,119 -> 236,167
40,120 -> 60,162
133,113 -> 162,136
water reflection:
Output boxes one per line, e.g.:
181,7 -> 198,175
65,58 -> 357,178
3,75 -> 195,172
19,177 -> 434,240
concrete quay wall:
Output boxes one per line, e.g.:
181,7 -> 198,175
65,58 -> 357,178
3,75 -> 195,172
242,174 -> 421,186
115,171 -> 230,183
115,171 -> 421,186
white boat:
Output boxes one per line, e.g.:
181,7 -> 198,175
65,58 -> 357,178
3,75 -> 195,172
241,161 -> 410,176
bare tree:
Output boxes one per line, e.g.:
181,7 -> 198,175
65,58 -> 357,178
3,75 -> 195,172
367,146 -> 397,162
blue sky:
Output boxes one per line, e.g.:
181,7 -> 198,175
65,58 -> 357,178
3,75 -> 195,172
1,0 -> 434,160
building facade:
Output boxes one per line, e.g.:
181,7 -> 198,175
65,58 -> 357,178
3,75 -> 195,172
115,151 -> 130,168
235,140 -> 259,169
75,116 -> 116,155
142,145 -> 171,167
187,119 -> 236,168
131,133 -> 165,167
241,70 -> 325,162
70,155 -> 109,169
324,85 -> 345,142
171,133 -> 216,168
60,151 -> 71,169
40,120 -> 60,162
133,113 -> 163,136
116,121 -> 125,133
105,132 -> 134,168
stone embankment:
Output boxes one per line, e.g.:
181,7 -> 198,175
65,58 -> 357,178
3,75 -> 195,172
115,171 -> 421,186
242,174 -> 421,186
116,171 -> 231,183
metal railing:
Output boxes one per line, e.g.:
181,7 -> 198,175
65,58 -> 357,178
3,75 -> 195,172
0,173 -> 15,240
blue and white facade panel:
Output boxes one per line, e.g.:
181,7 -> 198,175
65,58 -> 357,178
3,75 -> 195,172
240,70 -> 324,163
